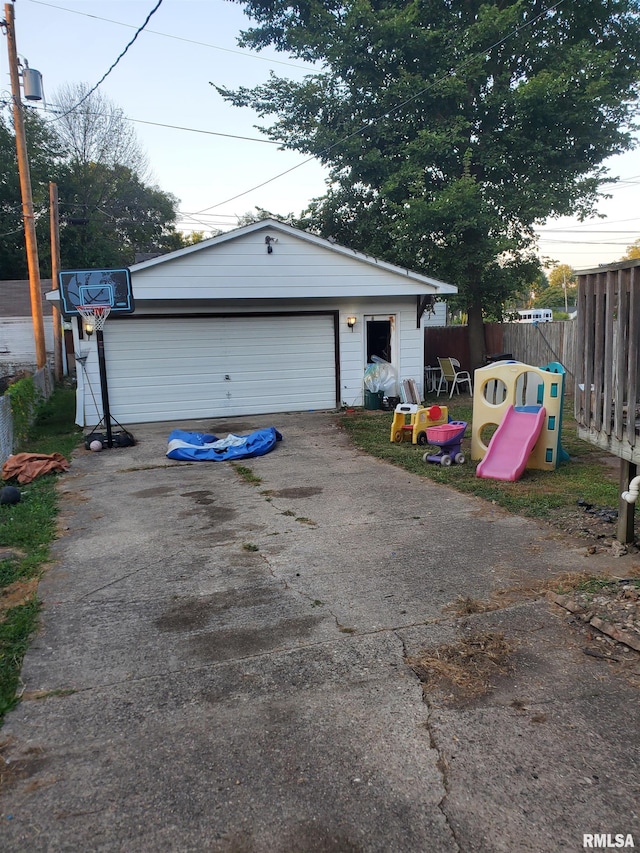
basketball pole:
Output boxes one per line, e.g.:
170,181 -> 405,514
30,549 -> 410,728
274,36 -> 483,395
96,329 -> 113,448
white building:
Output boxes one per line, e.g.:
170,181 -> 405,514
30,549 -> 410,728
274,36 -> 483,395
48,219 -> 457,427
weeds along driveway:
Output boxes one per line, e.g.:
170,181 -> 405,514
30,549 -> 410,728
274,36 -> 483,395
1,411 -> 639,852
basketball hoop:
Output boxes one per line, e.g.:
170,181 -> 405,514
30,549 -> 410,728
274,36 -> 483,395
77,304 -> 111,336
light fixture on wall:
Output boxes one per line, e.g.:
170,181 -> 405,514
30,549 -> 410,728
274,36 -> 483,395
347,316 -> 357,331
265,235 -> 277,254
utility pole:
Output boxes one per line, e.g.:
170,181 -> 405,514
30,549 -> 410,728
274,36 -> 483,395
49,182 -> 63,381
3,2 -> 46,369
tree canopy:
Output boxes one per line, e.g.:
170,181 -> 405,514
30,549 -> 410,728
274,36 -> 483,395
0,87 -> 185,278
623,239 -> 640,260
534,264 -> 576,308
0,110 -> 62,279
219,0 -> 640,366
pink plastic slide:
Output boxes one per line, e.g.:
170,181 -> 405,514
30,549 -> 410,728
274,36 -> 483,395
476,406 -> 547,482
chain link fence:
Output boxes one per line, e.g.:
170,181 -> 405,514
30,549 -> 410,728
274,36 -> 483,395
0,366 -> 54,467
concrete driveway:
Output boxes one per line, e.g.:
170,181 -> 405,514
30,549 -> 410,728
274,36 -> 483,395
1,411 -> 639,852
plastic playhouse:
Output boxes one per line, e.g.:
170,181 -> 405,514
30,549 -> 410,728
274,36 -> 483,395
390,404 -> 448,445
471,360 -> 567,481
423,421 -> 467,466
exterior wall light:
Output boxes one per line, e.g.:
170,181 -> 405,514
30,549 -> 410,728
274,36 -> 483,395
347,316 -> 357,331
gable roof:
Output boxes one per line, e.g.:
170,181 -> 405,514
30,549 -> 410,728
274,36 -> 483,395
130,218 -> 457,297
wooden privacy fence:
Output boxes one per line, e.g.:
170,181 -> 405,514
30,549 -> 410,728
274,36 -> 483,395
574,260 -> 640,464
425,321 -> 576,395
574,259 -> 640,544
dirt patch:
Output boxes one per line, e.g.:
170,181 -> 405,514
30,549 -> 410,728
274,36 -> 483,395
132,487 -> 174,498
0,547 -> 24,562
0,742 -> 50,794
264,487 -> 323,499
179,489 -> 237,524
193,615 -> 324,664
407,632 -> 514,701
0,577 -> 39,618
551,502 -> 632,548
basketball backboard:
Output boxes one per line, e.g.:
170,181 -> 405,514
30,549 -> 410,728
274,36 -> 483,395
58,269 -> 134,317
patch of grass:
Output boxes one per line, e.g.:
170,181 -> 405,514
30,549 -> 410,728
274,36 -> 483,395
0,599 -> 41,718
341,396 -> 621,525
553,572 -> 640,595
0,384 -> 81,725
232,464 -> 262,485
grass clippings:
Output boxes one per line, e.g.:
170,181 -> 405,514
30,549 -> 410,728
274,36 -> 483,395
444,595 -> 502,616
407,632 -> 514,701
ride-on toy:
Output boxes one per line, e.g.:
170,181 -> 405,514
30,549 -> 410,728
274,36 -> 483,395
390,404 -> 448,445
423,421 -> 467,466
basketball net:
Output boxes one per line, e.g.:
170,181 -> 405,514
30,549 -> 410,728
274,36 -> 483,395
77,304 -> 111,335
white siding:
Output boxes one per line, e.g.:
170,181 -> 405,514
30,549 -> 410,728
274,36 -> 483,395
337,299 -> 425,407
131,228 -> 452,301
77,314 -> 337,425
421,301 -> 448,327
66,220 -> 457,425
73,297 -> 427,425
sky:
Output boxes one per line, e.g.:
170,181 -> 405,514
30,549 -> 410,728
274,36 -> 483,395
4,0 -> 640,274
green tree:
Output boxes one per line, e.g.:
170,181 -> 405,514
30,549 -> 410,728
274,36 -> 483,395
217,0 -> 640,368
0,109 -> 62,279
50,86 -> 184,268
0,88 -> 185,279
535,264 -> 576,309
57,162 -> 183,268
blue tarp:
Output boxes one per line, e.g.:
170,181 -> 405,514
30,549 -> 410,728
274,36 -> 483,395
166,427 -> 282,462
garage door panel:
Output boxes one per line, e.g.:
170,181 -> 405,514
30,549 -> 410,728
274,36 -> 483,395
100,315 -> 337,422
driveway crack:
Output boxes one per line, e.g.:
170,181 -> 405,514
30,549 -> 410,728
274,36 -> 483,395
395,629 -> 462,852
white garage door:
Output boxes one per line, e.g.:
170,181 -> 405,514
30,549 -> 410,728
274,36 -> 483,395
101,314 -> 337,423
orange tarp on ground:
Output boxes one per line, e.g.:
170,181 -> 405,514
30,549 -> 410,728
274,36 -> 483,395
2,453 -> 69,484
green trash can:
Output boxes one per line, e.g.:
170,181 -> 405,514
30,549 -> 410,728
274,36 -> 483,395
364,390 -> 382,410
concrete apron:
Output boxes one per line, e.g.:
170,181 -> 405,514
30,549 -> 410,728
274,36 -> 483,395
1,411 -> 639,852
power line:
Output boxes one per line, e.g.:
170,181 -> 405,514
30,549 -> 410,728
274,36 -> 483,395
26,0 -> 314,72
41,104 -> 281,145
539,238 -> 633,245
194,0 -> 566,215
50,0 -> 165,122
